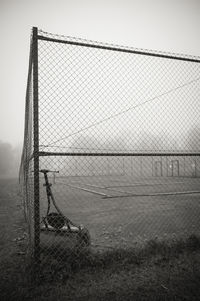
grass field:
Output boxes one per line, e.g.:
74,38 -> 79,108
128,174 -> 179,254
0,178 -> 28,301
1,178 -> 200,301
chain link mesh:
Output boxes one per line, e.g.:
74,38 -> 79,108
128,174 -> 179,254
20,28 -> 200,272
19,31 -> 35,256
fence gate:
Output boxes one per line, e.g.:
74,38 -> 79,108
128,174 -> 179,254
20,27 -> 200,269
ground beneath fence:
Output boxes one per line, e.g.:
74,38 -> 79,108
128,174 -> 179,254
0,179 -> 29,300
1,179 -> 200,301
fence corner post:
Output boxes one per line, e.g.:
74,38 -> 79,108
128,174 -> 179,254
32,26 -> 40,271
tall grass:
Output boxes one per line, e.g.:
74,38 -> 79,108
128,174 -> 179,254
38,234 -> 200,281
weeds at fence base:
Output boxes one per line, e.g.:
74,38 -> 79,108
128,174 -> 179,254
37,233 -> 200,282
5,233 -> 200,300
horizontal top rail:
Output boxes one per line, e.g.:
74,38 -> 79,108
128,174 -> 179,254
39,151 -> 200,157
37,34 -> 200,64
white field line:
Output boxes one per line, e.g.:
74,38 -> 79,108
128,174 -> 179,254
68,181 -> 191,197
105,181 -> 186,188
57,181 -> 131,197
103,190 -> 200,199
64,182 -> 148,196
67,181 -> 186,189
56,180 -> 200,199
70,182 -> 106,189
80,183 -> 133,196
57,181 -> 111,197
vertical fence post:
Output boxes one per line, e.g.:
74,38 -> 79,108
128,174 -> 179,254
32,27 -> 40,268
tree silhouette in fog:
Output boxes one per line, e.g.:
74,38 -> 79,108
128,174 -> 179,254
186,126 -> 200,152
0,141 -> 21,178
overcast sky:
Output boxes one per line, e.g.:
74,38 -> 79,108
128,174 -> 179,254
0,0 -> 200,148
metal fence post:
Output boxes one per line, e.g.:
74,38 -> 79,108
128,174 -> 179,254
32,27 -> 40,267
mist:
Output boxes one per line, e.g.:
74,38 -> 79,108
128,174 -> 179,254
0,141 -> 21,179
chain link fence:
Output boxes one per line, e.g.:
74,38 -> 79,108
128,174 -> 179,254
19,27 -> 200,271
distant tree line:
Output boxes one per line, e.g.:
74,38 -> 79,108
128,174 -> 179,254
0,141 -> 21,178
69,126 -> 200,153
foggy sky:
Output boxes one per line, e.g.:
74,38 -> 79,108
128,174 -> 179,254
0,0 -> 200,177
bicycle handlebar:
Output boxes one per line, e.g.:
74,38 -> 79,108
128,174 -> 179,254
39,169 -> 59,174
